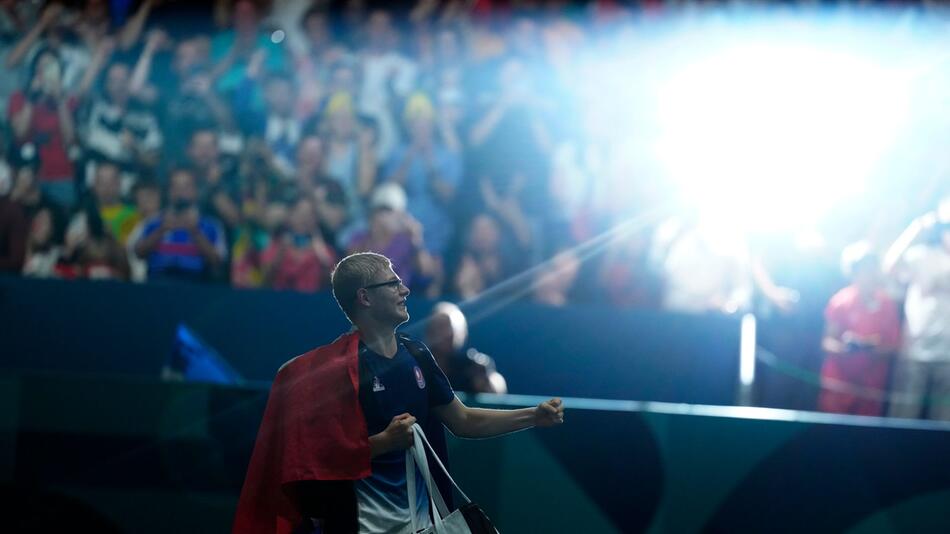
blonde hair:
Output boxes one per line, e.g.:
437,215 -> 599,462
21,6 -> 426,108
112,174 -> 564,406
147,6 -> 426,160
331,252 -> 393,322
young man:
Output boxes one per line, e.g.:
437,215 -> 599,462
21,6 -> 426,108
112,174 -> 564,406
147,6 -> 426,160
234,252 -> 564,534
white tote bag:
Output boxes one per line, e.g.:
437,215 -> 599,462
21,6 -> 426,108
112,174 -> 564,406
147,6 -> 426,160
405,424 -> 498,534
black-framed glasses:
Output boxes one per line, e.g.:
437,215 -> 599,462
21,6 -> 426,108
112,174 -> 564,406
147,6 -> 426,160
362,278 -> 404,291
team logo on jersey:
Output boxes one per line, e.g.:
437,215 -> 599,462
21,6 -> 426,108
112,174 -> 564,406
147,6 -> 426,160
414,366 -> 426,389
372,376 -> 385,392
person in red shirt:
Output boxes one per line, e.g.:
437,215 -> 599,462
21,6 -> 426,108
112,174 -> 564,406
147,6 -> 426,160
7,48 -> 78,208
260,196 -> 337,293
818,243 -> 901,416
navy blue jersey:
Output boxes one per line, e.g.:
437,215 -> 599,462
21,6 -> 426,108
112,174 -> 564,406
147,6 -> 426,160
355,340 -> 454,533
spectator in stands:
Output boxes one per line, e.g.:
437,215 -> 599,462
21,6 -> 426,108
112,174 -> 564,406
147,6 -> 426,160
81,59 -> 162,172
125,28 -> 169,105
70,201 -> 130,281
292,134 -> 327,192
86,160 -> 139,244
384,93 -> 461,261
132,178 -> 161,227
424,301 -> 507,394
290,135 -> 348,253
652,216 -> 754,315
533,246 -> 582,307
114,0 -> 158,51
4,0 -> 149,183
259,72 -> 304,175
234,68 -> 304,177
158,36 -> 232,162
322,58 -> 360,112
21,205 -> 63,278
818,242 -> 900,416
884,204 -> 950,420
7,47 -> 79,207
478,165 -> 537,259
134,167 -> 227,283
72,0 -> 113,51
125,178 -> 161,283
229,142 -> 279,289
260,196 -> 336,293
319,91 -> 377,231
5,3 -> 92,96
293,5 -> 349,118
9,156 -> 62,222
187,128 -> 241,233
356,9 -> 417,160
597,227 -> 663,309
211,0 -> 285,95
0,2 -> 35,113
0,163 -> 27,273
231,205 -> 267,290
61,161 -> 136,277
547,98 -> 621,244
452,213 -> 524,300
465,57 -> 552,244
346,183 -> 436,294
414,26 -> 467,141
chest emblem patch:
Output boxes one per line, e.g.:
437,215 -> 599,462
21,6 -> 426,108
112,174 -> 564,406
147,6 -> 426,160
372,376 -> 385,392
414,366 -> 426,389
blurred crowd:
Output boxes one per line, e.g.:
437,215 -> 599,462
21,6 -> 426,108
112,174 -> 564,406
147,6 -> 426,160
0,0 -> 704,305
0,0 -> 949,416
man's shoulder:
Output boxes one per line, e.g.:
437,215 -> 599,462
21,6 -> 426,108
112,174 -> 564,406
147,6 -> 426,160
396,332 -> 431,356
277,349 -> 316,375
277,332 -> 360,375
277,346 -> 334,374
397,334 -> 448,375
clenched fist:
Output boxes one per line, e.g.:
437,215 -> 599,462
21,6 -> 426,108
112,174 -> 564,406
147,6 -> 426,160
383,413 -> 417,452
534,398 -> 564,427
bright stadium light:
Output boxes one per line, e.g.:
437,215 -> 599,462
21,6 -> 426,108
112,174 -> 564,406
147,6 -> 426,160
653,40 -> 910,232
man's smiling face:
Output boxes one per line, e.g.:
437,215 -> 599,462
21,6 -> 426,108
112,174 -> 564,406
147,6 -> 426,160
363,267 -> 410,326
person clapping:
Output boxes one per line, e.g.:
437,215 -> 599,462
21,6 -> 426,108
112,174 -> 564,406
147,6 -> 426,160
260,196 -> 337,293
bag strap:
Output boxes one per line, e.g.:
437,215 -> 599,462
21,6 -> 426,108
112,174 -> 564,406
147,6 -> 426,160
407,429 -> 449,532
406,447 -> 421,532
411,423 -> 472,505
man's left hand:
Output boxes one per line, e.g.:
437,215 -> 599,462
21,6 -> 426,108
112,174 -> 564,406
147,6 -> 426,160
534,398 -> 564,427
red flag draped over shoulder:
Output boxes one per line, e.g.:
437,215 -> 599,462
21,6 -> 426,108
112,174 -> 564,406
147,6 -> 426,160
233,332 -> 371,534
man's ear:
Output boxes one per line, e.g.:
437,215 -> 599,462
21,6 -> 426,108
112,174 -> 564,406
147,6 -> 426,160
356,288 -> 371,308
